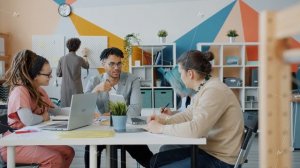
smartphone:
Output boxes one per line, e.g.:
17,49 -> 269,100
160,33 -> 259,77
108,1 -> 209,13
131,117 -> 147,125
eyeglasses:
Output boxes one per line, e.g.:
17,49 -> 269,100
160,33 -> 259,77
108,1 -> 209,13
106,62 -> 122,68
38,72 -> 52,78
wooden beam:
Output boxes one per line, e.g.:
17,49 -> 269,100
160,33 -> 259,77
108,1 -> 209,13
276,3 -> 300,38
259,11 -> 291,168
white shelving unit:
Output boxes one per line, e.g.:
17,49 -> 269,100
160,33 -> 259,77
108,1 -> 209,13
197,42 -> 259,112
129,43 -> 177,111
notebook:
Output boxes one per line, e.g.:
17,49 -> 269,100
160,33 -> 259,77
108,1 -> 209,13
41,93 -> 97,131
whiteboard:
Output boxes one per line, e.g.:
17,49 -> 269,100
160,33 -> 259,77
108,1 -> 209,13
65,36 -> 107,68
32,35 -> 65,68
32,36 -> 107,68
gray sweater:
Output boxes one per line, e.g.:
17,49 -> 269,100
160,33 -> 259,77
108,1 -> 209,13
85,72 -> 141,117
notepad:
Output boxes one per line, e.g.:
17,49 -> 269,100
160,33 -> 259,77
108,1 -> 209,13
59,130 -> 115,138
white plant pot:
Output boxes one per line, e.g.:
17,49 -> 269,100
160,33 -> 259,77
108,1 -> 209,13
159,37 -> 166,43
229,37 -> 236,43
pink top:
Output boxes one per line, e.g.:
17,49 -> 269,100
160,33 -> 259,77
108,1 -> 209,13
7,86 -> 53,129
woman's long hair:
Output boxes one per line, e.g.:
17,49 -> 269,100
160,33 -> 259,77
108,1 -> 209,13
4,50 -> 51,114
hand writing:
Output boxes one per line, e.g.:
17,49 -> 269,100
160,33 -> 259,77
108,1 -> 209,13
146,120 -> 163,134
160,108 -> 172,115
147,114 -> 158,123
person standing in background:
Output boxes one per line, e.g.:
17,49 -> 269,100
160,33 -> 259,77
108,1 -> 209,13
56,38 -> 89,107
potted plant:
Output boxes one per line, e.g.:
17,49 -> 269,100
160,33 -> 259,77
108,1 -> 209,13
157,29 -> 168,43
227,30 -> 238,43
109,101 -> 128,131
124,33 -> 140,57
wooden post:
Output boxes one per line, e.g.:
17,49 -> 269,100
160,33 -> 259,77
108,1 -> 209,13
259,11 -> 291,168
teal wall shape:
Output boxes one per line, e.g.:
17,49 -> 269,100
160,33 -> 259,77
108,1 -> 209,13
175,1 -> 236,57
54,0 -> 65,5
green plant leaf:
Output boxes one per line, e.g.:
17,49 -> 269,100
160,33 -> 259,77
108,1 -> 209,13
123,33 -> 140,57
109,101 -> 128,116
157,29 -> 168,37
226,30 -> 239,37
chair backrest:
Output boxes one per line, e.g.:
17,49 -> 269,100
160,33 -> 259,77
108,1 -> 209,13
244,111 -> 259,134
50,97 -> 61,107
234,111 -> 258,168
0,114 -> 15,134
0,113 -> 39,168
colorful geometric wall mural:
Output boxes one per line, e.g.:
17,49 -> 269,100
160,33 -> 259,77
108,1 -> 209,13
52,0 -> 299,72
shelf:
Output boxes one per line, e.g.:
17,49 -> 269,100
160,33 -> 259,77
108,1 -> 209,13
223,65 -> 243,68
0,33 -> 11,75
130,43 -> 177,109
245,65 -> 259,67
197,42 -> 259,111
245,86 -> 259,89
197,42 -> 259,46
131,66 -> 153,68
152,65 -> 173,68
229,87 -> 243,89
153,86 -> 173,89
244,108 -> 259,111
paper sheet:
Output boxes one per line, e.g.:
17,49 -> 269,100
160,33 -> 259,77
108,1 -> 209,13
109,93 -> 125,103
59,130 -> 115,138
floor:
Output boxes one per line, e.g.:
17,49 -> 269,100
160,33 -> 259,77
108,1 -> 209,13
69,136 -> 300,168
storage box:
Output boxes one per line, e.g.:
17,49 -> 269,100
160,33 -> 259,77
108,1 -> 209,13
154,89 -> 173,108
141,89 -> 152,108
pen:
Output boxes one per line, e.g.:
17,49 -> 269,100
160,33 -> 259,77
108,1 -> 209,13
106,79 -> 116,91
161,103 -> 170,113
15,130 -> 38,134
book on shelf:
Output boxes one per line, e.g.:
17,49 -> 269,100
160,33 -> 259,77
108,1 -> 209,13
154,51 -> 161,65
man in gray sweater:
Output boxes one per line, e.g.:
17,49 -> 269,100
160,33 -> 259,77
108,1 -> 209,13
84,47 -> 153,168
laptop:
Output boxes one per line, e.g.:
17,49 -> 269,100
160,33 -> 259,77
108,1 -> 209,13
41,93 -> 97,131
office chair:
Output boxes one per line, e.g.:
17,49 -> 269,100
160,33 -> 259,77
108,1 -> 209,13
50,97 -> 61,107
234,111 -> 259,168
0,114 -> 39,168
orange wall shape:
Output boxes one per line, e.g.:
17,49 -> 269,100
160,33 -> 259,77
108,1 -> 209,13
70,13 -> 129,71
66,0 -> 76,5
239,0 -> 259,61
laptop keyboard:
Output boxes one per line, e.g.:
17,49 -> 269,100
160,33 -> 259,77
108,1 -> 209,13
41,122 -> 68,129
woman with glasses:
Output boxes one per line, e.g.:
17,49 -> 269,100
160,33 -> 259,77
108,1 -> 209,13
56,37 -> 89,107
146,50 -> 244,168
0,50 -> 75,167
84,47 -> 153,168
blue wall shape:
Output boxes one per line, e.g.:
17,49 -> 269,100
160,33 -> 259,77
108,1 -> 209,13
54,0 -> 66,5
175,1 -> 236,58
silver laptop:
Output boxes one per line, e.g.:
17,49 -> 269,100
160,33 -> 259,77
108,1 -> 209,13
41,93 -> 97,131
